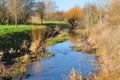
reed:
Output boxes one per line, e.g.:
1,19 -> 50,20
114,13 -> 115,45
88,23 -> 120,80
68,23 -> 120,80
29,26 -> 46,53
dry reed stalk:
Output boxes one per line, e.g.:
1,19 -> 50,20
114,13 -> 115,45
29,26 -> 46,53
88,23 -> 120,80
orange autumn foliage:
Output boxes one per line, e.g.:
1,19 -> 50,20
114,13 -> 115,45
63,7 -> 84,26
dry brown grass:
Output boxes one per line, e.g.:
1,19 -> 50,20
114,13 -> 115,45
66,68 -> 82,80
68,22 -> 120,80
88,23 -> 120,80
29,26 -> 46,53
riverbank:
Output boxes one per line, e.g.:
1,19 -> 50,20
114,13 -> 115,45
68,23 -> 120,80
88,24 -> 120,80
2,23 -> 118,80
0,25 -> 43,79
0,24 -> 69,79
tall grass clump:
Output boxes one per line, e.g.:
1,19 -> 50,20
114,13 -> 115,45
88,23 -> 120,80
29,26 -> 47,53
66,68 -> 82,80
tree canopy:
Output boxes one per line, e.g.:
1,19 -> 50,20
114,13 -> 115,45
63,7 -> 84,26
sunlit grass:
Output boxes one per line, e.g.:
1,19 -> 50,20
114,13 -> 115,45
29,21 -> 69,25
46,39 -> 66,45
46,31 -> 68,45
42,21 -> 69,25
0,25 -> 32,36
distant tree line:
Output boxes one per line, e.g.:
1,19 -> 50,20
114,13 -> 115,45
0,0 -> 34,25
0,0 -> 119,27
63,0 -> 120,30
0,0 -> 58,26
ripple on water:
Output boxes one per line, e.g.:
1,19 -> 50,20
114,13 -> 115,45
25,41 -> 97,80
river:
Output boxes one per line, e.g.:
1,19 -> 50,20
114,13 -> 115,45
24,41 -> 97,80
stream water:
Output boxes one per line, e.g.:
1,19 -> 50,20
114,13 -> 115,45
24,41 -> 97,80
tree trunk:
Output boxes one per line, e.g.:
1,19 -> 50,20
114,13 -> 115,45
15,13 -> 18,27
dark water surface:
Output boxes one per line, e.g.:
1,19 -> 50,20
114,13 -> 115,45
25,41 -> 97,80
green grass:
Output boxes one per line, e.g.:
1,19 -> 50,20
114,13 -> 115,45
0,25 -> 32,36
0,25 -> 47,51
43,21 -> 69,25
0,25 -> 32,51
30,21 -> 69,25
46,39 -> 66,45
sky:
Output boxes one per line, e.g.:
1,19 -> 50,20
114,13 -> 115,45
54,0 -> 94,11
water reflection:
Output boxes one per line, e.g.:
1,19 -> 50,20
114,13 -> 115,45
25,41 -> 97,80
69,33 -> 82,47
31,61 -> 41,74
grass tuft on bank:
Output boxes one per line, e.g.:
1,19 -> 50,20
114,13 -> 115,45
46,31 -> 68,45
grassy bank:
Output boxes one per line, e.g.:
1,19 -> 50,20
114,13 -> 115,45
0,24 -> 69,79
0,25 -> 31,36
88,24 -> 120,80
0,25 -> 32,51
68,23 -> 120,80
0,25 -> 32,79
0,25 -> 48,79
46,31 -> 69,46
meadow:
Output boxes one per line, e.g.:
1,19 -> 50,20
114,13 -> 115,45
0,25 -> 31,36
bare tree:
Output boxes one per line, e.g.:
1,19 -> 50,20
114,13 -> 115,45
0,0 -> 7,24
44,0 -> 57,21
84,3 -> 98,30
17,0 -> 34,24
7,0 -> 20,27
44,0 -> 57,14
6,0 -> 34,25
36,0 -> 57,23
37,1 -> 45,24
95,0 -> 110,22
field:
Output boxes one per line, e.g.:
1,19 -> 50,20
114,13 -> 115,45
0,25 -> 32,36
30,21 -> 69,25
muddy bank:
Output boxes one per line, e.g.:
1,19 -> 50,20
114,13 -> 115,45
0,25 -> 69,79
69,31 -> 97,54
0,27 -> 44,79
